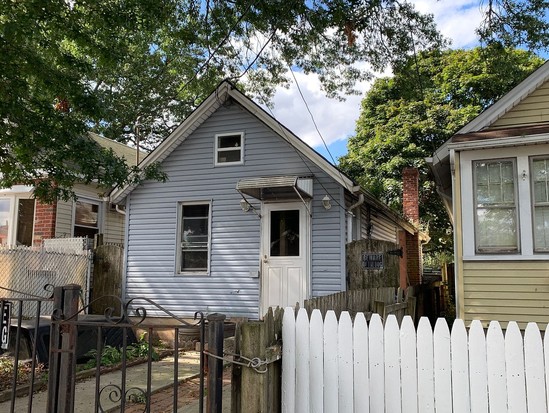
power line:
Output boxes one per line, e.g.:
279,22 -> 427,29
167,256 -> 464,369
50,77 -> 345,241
288,67 -> 353,193
264,104 -> 348,213
231,29 -> 278,82
177,0 -> 258,94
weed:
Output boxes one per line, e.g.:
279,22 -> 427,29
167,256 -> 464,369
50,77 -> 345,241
83,333 -> 159,370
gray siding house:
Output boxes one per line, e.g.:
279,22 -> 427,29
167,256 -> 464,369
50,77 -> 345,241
111,81 -> 417,319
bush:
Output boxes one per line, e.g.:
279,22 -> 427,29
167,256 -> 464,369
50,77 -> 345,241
83,333 -> 159,370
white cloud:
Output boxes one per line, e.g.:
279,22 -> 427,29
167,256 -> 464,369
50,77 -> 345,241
268,0 -> 484,152
269,71 -> 370,148
412,0 -> 483,48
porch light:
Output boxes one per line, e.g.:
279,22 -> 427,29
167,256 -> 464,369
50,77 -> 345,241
240,198 -> 251,212
322,195 -> 332,210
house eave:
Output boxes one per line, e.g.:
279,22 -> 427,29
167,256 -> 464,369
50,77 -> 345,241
456,60 -> 549,134
448,130 -> 549,151
110,80 -> 357,204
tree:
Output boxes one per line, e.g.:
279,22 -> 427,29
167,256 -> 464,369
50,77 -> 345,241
478,0 -> 549,52
1,0 -> 445,202
339,46 -> 544,259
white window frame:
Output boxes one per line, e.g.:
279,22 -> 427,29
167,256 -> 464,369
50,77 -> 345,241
214,132 -> 244,166
472,158 -> 520,254
460,144 -> 549,260
0,192 -> 36,246
176,201 -> 212,275
72,198 -> 102,238
530,155 -> 549,253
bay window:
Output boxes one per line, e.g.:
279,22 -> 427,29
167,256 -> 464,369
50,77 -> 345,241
473,159 -> 519,253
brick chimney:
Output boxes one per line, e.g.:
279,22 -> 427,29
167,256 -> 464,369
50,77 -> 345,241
402,167 -> 422,286
33,201 -> 57,246
403,167 -> 419,223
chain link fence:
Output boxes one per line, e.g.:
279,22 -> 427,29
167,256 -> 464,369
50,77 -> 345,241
0,238 -> 92,317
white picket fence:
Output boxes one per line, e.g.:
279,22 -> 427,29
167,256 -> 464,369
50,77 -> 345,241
282,308 -> 549,413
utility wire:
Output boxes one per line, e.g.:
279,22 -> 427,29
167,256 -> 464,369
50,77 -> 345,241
264,104 -> 347,213
288,67 -> 353,193
177,0 -> 258,94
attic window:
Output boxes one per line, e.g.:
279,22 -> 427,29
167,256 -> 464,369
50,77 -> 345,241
215,133 -> 243,165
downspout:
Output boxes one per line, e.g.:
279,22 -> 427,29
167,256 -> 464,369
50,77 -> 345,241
347,193 -> 364,243
449,148 -> 462,319
115,204 -> 126,215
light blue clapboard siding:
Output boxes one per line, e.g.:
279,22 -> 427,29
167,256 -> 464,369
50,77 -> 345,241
125,102 -> 345,319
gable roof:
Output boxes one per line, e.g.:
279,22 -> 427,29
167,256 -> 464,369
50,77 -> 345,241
110,80 -> 357,203
109,81 -> 417,234
456,60 -> 549,134
429,60 -> 549,219
432,60 -> 549,167
89,132 -> 147,167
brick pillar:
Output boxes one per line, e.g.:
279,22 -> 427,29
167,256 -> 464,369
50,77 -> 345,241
402,167 -> 421,286
33,201 -> 57,246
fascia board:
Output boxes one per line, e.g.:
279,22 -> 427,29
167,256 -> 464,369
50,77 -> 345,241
112,81 -> 358,203
457,60 -> 549,134
448,132 -> 549,151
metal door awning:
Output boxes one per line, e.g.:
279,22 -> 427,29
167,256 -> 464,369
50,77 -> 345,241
236,176 -> 313,201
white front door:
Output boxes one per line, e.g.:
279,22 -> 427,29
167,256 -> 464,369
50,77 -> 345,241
260,202 -> 309,317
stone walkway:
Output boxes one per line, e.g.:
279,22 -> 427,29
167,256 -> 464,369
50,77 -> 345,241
1,352 -> 222,412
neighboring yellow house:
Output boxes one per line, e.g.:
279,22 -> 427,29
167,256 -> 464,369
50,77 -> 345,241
429,60 -> 549,328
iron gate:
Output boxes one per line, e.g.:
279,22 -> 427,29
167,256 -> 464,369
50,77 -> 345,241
0,284 -> 212,413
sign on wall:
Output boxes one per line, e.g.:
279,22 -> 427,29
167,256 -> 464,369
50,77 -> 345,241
361,253 -> 384,270
1,301 -> 11,350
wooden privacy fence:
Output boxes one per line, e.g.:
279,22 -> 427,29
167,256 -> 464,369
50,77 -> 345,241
302,287 -> 416,323
282,309 -> 549,413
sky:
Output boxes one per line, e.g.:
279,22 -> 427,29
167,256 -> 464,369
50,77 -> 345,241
268,0 -> 484,163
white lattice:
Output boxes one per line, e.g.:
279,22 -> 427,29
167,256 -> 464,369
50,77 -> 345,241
43,237 -> 90,254
0,243 -> 91,317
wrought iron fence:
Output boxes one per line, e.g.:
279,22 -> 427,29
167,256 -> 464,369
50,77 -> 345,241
1,285 -> 208,413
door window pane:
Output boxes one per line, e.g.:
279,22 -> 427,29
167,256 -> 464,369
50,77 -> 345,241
0,199 -> 10,245
270,210 -> 300,256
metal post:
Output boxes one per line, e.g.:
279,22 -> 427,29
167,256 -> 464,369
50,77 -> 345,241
46,286 -> 63,413
206,313 -> 226,413
46,284 -> 81,413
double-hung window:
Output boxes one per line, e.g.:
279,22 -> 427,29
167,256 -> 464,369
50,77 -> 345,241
179,203 -> 210,273
473,159 -> 519,253
531,157 -> 549,252
215,133 -> 243,165
73,199 -> 100,238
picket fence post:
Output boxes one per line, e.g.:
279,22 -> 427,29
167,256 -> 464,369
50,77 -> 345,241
280,311 -> 549,413
400,316 -> 417,413
281,307 -> 295,413
486,320 -> 507,413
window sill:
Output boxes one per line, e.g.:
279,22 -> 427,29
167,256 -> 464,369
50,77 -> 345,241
177,271 -> 210,276
463,255 -> 549,261
214,161 -> 244,167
